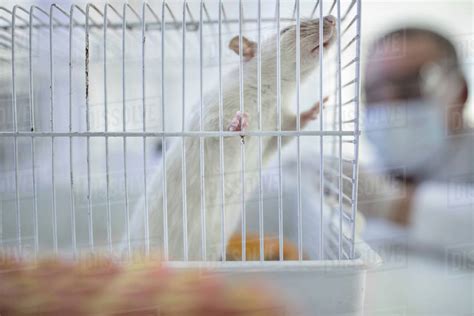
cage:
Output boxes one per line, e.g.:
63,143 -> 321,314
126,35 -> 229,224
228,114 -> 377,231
0,0 -> 380,314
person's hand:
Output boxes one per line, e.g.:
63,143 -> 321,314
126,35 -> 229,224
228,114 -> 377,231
388,183 -> 418,226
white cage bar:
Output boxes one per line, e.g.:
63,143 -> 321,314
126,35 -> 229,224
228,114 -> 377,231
0,0 -> 362,263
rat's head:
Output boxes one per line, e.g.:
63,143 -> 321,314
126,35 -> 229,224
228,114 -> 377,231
277,15 -> 337,80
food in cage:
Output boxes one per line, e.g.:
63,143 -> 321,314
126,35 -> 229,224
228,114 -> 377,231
226,233 -> 307,261
0,254 -> 287,315
126,15 -> 337,261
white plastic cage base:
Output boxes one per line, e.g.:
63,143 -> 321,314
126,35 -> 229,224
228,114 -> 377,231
168,238 -> 381,316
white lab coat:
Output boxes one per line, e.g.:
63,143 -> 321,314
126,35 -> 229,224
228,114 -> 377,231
406,131 -> 474,250
362,129 -> 474,256
420,130 -> 474,184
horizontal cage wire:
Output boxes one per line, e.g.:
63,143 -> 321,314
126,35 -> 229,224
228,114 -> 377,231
0,0 -> 361,263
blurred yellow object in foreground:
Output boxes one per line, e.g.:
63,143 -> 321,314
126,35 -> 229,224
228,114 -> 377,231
0,253 -> 286,315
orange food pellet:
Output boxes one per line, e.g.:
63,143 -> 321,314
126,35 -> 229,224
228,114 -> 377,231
226,233 -> 306,261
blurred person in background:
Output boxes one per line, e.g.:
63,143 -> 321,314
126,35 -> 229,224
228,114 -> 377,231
359,27 -> 473,253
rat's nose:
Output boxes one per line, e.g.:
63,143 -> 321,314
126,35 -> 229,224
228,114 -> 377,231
324,15 -> 336,25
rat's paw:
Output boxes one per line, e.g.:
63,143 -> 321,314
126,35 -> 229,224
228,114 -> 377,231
228,111 -> 249,132
300,96 -> 329,125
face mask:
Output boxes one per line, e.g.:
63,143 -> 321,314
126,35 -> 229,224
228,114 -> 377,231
364,99 -> 447,177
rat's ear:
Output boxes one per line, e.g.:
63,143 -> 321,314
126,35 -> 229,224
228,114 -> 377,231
228,35 -> 257,61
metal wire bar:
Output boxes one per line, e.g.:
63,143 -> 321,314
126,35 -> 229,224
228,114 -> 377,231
103,4 -> 110,254
164,3 -> 177,25
342,247 -> 351,260
342,0 -> 357,22
11,5 -> 20,254
295,0 -> 303,261
28,5 -> 40,257
291,0 -> 297,19
85,2 -> 95,252
68,3 -> 106,28
310,0 -> 320,19
319,77 -> 359,100
325,180 -> 352,204
141,2 -> 148,256
142,1 -> 161,257
125,4 -> 141,21
328,221 -> 353,248
181,1 -> 189,261
0,15 -> 10,25
68,4 -> 84,257
185,3 -> 194,23
343,233 -> 353,245
318,0 -> 324,260
104,3 -> 121,19
218,0 -> 226,262
276,0 -> 283,262
238,0 -> 246,262
0,7 -> 12,15
145,3 -> 160,23
122,4 -> 129,256
328,0 -> 337,15
341,14 -> 357,37
0,16 -> 11,26
202,3 -> 211,23
50,4 -> 70,253
341,34 -> 359,54
351,0 -> 362,259
161,0 -> 169,260
342,210 -> 354,224
86,4 -> 103,18
198,0 -> 206,261
0,130 -> 358,138
342,79 -> 357,89
218,1 -> 230,34
102,2 -> 122,254
342,57 -> 358,70
337,0 -> 343,260
330,27 -> 339,177
119,4 -> 142,255
257,0 -> 264,263
341,97 -> 357,107
0,32 -> 27,49
325,165 -> 354,183
324,155 -> 356,165
3,6 -> 28,25
0,17 -> 308,32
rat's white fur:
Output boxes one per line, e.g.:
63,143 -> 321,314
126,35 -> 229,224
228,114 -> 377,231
125,18 -> 336,260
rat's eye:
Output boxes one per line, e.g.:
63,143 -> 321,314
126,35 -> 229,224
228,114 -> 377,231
280,26 -> 291,35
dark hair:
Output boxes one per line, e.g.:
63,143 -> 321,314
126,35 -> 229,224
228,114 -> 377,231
371,27 -> 459,66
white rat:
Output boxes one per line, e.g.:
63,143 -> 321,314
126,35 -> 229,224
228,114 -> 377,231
125,16 -> 337,260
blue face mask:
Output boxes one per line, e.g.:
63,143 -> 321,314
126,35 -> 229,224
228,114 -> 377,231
363,99 -> 448,177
